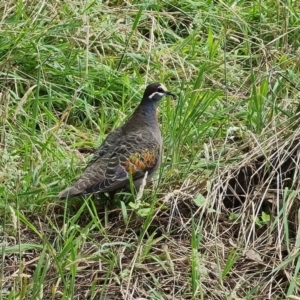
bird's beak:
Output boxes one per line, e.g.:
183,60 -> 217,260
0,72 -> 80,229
166,91 -> 176,98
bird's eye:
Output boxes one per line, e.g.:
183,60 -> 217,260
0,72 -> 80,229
157,87 -> 165,93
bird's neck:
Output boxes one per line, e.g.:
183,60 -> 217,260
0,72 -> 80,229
129,102 -> 159,128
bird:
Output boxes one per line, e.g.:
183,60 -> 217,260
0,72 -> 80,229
58,82 -> 175,200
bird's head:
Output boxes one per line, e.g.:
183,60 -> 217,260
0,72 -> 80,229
142,82 -> 175,104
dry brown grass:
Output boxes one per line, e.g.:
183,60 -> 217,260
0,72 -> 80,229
3,119 -> 300,299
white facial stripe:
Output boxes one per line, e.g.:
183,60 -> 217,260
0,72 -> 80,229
148,91 -> 165,99
159,84 -> 167,91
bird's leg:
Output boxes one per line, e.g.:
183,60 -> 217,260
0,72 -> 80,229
108,191 -> 116,201
103,191 -> 116,228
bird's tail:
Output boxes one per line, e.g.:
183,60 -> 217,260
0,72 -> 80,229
58,186 -> 84,199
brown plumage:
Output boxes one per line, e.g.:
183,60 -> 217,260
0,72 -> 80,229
58,82 -> 175,199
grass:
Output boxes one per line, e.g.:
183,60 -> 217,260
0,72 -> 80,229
1,0 -> 300,299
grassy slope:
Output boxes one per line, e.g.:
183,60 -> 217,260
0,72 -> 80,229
1,0 -> 300,299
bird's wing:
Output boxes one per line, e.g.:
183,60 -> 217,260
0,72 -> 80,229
61,130 -> 161,196
85,127 -> 123,167
83,130 -> 160,193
